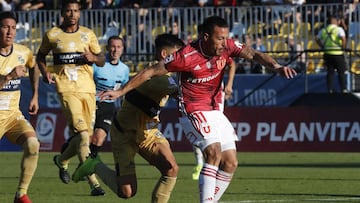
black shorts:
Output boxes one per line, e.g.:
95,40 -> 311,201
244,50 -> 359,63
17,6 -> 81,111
94,101 -> 116,134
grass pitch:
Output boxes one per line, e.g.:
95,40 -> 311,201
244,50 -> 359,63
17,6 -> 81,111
1,152 -> 360,203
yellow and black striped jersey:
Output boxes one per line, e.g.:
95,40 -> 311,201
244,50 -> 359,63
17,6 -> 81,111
39,26 -> 102,93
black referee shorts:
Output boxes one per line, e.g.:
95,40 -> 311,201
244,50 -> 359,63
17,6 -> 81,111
94,101 -> 116,134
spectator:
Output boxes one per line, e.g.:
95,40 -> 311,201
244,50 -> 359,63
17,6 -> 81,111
168,19 -> 186,40
213,0 -> 236,6
286,35 -> 306,73
91,0 -> 107,9
198,0 -> 208,7
251,34 -> 266,73
78,0 -> 92,9
170,0 -> 197,7
0,0 -> 16,11
238,34 -> 253,73
316,13 -> 347,93
252,34 -> 266,52
18,0 -> 45,11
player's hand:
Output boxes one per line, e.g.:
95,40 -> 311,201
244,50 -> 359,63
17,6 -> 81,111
8,65 -> 27,79
43,72 -> 55,84
28,97 -> 39,115
97,90 -> 123,101
224,86 -> 233,100
275,66 -> 297,79
82,48 -> 95,63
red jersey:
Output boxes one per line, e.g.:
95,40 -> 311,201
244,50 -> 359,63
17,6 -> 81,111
164,38 -> 244,113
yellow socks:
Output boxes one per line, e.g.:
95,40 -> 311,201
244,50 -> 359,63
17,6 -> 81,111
18,137 -> 39,194
151,176 -> 177,203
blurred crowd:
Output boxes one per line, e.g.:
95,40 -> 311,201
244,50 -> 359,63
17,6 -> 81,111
0,0 -> 356,12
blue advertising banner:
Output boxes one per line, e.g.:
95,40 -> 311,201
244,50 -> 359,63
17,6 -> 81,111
0,73 -> 339,151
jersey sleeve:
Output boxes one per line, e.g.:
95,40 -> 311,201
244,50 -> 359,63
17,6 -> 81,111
26,48 -> 36,69
227,56 -> 234,65
89,31 -> 102,55
227,38 -> 245,57
164,50 -> 187,72
165,75 -> 178,95
122,64 -> 130,85
38,31 -> 52,55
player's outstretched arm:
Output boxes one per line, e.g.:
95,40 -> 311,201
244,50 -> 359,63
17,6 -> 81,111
224,60 -> 236,100
252,49 -> 297,79
98,61 -> 169,101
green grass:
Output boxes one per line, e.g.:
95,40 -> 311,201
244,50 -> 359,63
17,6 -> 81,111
1,152 -> 360,203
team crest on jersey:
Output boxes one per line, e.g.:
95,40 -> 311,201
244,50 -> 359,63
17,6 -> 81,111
17,55 -> 25,64
216,58 -> 226,70
69,42 -> 76,49
164,54 -> 174,64
206,61 -> 211,69
81,34 -> 88,42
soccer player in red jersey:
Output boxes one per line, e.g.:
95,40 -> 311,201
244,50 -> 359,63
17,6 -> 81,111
99,16 -> 296,202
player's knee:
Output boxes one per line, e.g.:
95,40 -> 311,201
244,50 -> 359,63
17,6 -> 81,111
23,136 -> 40,155
117,185 -> 137,199
205,145 -> 222,161
222,157 -> 238,172
225,159 -> 238,171
167,163 -> 179,177
79,131 -> 90,142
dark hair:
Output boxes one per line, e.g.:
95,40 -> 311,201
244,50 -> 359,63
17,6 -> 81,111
0,11 -> 17,24
61,0 -> 81,12
107,35 -> 123,46
197,23 -> 204,35
201,16 -> 228,35
155,33 -> 185,51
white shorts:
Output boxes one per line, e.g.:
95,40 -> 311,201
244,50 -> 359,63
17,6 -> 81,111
179,110 -> 238,151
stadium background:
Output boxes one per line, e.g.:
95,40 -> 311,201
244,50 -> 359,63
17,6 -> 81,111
1,2 -> 360,152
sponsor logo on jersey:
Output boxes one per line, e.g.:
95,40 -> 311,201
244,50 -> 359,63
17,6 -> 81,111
186,72 -> 221,83
1,78 -> 21,91
53,52 -> 86,65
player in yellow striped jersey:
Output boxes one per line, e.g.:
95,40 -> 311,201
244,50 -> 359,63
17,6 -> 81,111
35,0 -> 106,196
0,11 -> 40,203
73,34 -> 185,203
